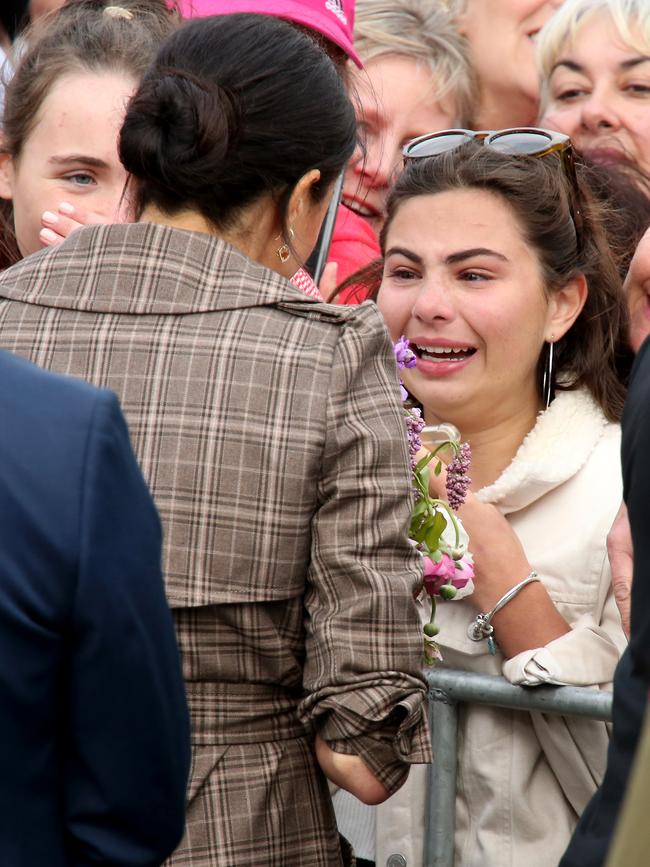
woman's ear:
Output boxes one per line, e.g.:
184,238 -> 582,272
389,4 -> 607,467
546,274 -> 588,341
287,168 -> 321,227
286,168 -> 332,261
0,151 -> 15,201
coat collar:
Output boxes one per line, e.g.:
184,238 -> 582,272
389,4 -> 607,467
0,222 -> 345,318
475,389 -> 612,514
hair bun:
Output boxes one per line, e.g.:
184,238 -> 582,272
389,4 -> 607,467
120,68 -> 240,195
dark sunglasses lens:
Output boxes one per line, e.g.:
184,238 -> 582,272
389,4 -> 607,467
406,132 -> 474,158
488,131 -> 553,155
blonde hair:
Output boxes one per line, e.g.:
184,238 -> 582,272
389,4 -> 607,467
353,0 -> 476,126
537,0 -> 650,106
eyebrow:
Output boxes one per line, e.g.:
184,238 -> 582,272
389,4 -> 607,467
385,246 -> 509,264
551,55 -> 650,75
550,59 -> 583,75
446,248 -> 509,264
47,154 -> 110,169
385,246 -> 423,264
621,56 -> 650,71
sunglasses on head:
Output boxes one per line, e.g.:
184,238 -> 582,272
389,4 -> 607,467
402,127 -> 583,252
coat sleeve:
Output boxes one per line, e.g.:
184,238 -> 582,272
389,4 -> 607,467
297,303 -> 431,797
501,547 -> 626,814
502,562 -> 626,688
65,389 -> 191,867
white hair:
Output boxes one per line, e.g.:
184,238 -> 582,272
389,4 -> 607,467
537,0 -> 650,108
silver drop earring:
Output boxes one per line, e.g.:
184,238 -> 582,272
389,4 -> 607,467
542,339 -> 554,410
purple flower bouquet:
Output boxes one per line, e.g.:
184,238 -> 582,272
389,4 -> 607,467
394,336 -> 474,665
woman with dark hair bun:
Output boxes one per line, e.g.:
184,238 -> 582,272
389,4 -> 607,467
0,13 -> 432,866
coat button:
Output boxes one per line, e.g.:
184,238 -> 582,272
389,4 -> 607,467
387,856 -> 407,867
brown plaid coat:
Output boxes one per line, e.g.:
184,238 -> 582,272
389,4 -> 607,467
0,223 -> 431,866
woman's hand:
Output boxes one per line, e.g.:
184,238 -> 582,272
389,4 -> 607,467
314,735 -> 389,805
607,501 -> 632,638
420,446 -> 570,656
39,202 -> 89,248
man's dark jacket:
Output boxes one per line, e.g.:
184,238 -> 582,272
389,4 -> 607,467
0,348 -> 190,865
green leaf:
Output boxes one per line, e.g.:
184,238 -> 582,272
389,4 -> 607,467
411,523 -> 429,544
412,498 -> 428,519
425,511 -> 447,551
434,461 -> 442,476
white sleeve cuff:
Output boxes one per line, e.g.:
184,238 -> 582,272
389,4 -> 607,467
502,613 -> 622,687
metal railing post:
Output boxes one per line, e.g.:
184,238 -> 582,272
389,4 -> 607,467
423,684 -> 458,867
423,669 -> 614,867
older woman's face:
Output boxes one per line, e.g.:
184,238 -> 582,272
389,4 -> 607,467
542,12 -> 650,177
626,227 -> 650,353
460,0 -> 564,125
342,55 -> 458,236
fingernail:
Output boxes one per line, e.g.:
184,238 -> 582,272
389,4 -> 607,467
42,211 -> 59,224
58,202 -> 75,215
40,227 -> 58,243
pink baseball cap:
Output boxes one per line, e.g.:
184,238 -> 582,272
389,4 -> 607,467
175,0 -> 362,68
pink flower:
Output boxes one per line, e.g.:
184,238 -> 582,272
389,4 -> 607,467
454,556 -> 474,590
423,553 -> 474,596
423,554 -> 456,595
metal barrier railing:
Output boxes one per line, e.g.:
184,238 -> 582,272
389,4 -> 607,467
424,668 -> 614,867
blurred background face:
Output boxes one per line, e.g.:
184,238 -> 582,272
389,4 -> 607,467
460,0 -> 564,126
541,11 -> 650,177
342,54 -> 457,236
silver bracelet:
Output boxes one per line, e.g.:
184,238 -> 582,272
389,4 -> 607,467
467,571 -> 540,655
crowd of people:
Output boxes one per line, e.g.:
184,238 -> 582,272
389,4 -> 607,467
0,0 -> 650,866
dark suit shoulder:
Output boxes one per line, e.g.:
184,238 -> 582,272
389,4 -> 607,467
0,349 -> 119,588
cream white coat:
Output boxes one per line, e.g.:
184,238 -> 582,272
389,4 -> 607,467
346,389 -> 627,867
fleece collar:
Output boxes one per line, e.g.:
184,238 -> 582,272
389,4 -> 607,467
475,389 -> 609,514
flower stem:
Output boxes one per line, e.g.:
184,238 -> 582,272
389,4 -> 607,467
427,441 -> 458,461
447,510 -> 461,549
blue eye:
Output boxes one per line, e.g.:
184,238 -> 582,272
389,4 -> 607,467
66,173 -> 95,187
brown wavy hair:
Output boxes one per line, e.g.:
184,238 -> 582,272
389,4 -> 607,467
342,142 -> 630,421
0,0 -> 179,270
